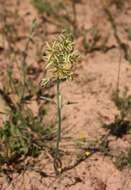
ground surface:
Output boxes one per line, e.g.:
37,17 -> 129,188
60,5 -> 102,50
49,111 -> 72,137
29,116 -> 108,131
0,0 -> 131,189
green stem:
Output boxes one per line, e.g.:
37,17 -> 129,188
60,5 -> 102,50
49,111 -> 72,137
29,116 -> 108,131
56,78 -> 61,157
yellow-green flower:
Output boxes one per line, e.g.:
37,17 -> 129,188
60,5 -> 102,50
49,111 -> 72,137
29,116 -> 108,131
42,30 -> 78,86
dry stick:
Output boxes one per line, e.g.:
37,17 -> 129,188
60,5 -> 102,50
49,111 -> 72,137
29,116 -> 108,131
116,48 -> 122,97
72,1 -> 77,36
61,132 -> 111,174
42,15 -> 61,28
104,8 -> 129,61
104,8 -> 127,97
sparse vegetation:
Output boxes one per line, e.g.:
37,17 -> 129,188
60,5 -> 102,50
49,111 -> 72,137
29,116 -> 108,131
103,90 -> 131,137
0,0 -> 131,189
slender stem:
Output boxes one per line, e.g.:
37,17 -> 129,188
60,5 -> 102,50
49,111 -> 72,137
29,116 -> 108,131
56,78 -> 61,157
21,21 -> 37,102
72,1 -> 77,36
116,48 -> 122,98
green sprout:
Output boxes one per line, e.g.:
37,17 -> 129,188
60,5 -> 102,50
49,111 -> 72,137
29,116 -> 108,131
41,30 -> 78,174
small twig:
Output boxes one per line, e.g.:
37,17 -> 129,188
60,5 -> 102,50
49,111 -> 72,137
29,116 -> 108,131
85,44 -> 116,54
116,48 -> 122,97
40,96 -> 56,104
104,8 -> 130,61
61,152 -> 93,174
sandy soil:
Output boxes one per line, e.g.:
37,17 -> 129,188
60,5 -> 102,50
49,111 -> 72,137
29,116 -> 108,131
0,0 -> 131,189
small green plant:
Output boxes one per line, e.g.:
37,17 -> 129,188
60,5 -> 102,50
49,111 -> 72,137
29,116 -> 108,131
103,116 -> 131,137
103,90 -> 131,137
114,148 -> 131,170
0,107 -> 55,164
82,27 -> 101,53
82,27 -> 112,54
113,89 -> 131,117
0,15 -> 55,169
31,0 -> 53,15
41,30 -> 78,174
31,0 -> 79,34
